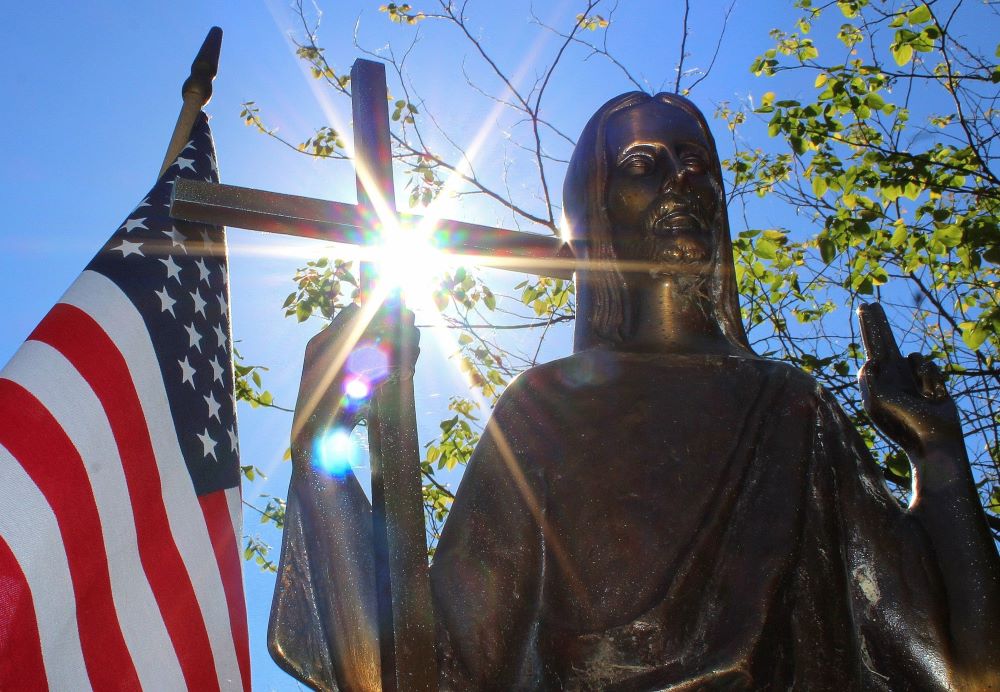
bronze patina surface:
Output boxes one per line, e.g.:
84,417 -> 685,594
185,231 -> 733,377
268,93 -> 1000,690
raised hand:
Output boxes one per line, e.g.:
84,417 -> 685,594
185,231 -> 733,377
857,302 -> 962,457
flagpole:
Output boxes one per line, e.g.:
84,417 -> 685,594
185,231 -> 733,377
158,27 -> 223,179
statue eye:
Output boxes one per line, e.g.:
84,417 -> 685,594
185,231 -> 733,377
682,152 -> 707,174
620,152 -> 656,176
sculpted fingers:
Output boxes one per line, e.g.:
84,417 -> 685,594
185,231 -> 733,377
907,353 -> 949,402
857,302 -> 903,366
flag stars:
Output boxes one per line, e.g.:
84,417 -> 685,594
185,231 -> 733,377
121,217 -> 148,233
209,355 -> 225,383
197,428 -> 218,461
155,286 -> 177,317
159,255 -> 182,283
227,426 -> 238,452
174,156 -> 196,172
213,323 -> 227,348
205,392 -> 221,421
195,258 -> 211,285
184,322 -> 203,352
179,356 -> 197,389
163,226 -> 187,252
217,292 -> 228,317
192,288 -> 208,318
112,238 -> 143,258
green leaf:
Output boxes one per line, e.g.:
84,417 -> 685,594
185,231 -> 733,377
933,225 -> 962,248
907,4 -> 931,24
812,176 -> 828,197
892,42 -> 914,66
819,237 -> 837,264
889,223 -> 908,248
755,238 -> 779,260
960,321 -> 988,350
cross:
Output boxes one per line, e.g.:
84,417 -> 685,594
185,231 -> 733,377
170,58 -> 573,690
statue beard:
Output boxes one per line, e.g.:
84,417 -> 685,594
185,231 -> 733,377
612,194 -> 715,279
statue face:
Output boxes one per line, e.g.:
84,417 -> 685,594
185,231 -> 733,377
604,100 -> 722,266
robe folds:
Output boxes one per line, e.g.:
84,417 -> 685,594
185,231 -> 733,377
271,351 -> 958,691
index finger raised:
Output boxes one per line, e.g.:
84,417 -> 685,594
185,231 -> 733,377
857,302 -> 903,363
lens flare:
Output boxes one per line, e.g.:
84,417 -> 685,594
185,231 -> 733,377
344,377 -> 370,399
315,428 -> 362,477
372,221 -> 453,311
346,343 -> 390,382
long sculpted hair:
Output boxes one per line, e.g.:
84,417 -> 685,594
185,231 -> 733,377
563,91 -> 753,353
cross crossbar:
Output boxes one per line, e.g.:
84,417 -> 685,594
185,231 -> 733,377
170,178 -> 573,279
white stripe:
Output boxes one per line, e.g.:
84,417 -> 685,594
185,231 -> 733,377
0,442 -> 91,692
225,486 -> 243,549
62,271 -> 244,690
2,342 -> 186,692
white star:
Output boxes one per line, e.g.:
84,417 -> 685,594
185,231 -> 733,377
164,178 -> 175,186
209,355 -> 224,383
213,323 -> 227,348
197,427 -> 217,461
175,156 -> 196,172
135,196 -> 151,209
205,392 -> 221,421
121,217 -> 147,233
195,258 -> 211,285
182,139 -> 195,152
178,356 -> 197,388
192,289 -> 207,317
209,155 -> 218,175
227,426 -> 238,451
113,238 -> 143,258
163,225 -> 187,252
217,291 -> 228,316
185,322 -> 203,352
159,255 -> 182,283
155,286 -> 176,317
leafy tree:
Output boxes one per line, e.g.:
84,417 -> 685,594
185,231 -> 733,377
721,0 -> 999,532
236,0 -> 1000,564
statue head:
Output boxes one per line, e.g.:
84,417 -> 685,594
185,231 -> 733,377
563,92 -> 751,353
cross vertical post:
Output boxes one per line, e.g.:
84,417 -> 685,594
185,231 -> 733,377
350,58 -> 439,691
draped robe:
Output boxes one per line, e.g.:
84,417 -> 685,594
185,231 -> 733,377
271,350 -> 958,690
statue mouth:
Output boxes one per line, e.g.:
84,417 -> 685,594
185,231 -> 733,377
652,211 -> 702,234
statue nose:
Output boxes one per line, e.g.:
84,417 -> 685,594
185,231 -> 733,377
660,157 -> 687,193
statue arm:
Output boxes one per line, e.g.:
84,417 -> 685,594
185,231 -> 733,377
268,303 -> 419,691
431,386 -> 546,688
856,303 -> 1000,685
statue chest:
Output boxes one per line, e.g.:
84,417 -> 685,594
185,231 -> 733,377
513,357 -> 788,633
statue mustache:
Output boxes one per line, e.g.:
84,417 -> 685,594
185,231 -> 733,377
642,193 -> 708,234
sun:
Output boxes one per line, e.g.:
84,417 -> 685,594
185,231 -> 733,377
368,218 -> 456,315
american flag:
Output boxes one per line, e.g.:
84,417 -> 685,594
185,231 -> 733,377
0,113 -> 250,690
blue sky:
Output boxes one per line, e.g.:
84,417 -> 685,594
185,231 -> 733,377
0,1 -> 851,688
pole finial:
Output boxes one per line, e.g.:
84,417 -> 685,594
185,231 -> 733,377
181,26 -> 223,107
158,27 -> 223,179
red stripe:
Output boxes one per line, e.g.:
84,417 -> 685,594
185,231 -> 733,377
200,491 -> 251,691
0,380 -> 140,690
0,537 -> 48,691
31,304 -> 221,692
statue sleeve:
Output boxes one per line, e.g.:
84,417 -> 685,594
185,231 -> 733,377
267,468 -> 382,691
430,383 -> 546,689
792,389 -> 957,689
